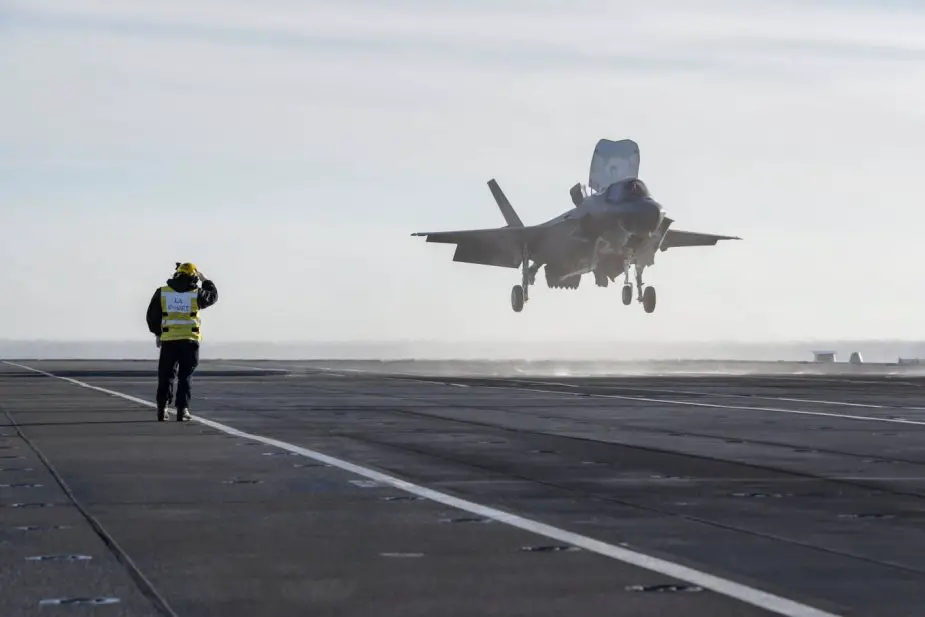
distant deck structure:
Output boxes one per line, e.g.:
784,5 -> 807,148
812,351 -> 836,363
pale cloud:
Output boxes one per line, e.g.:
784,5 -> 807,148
2,0 -> 925,347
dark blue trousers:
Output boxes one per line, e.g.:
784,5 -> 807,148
156,340 -> 200,410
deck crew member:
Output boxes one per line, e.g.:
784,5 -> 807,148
145,262 -> 219,421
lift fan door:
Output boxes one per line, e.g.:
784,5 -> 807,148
588,139 -> 640,194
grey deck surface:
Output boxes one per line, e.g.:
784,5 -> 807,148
4,359 -> 924,616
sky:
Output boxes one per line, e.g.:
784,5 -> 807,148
2,0 -> 925,345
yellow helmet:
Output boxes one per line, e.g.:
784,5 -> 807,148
175,262 -> 198,277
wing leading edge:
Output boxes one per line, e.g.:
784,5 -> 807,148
660,229 -> 741,250
411,226 -> 541,269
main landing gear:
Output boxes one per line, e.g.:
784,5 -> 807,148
622,263 -> 656,314
511,248 -> 539,313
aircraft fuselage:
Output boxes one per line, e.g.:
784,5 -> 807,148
531,178 -> 667,284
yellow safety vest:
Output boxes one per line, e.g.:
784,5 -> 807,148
159,286 -> 202,342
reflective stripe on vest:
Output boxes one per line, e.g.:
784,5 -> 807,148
159,287 -> 202,342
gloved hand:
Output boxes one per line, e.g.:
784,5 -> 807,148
155,335 -> 161,349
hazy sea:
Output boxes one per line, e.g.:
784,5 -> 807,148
3,340 -> 925,364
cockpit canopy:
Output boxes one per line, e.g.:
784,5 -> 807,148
604,178 -> 649,203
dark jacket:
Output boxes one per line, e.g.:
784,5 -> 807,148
146,273 -> 219,340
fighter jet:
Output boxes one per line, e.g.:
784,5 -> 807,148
412,138 -> 740,314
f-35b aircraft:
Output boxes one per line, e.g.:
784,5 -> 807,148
412,138 -> 740,313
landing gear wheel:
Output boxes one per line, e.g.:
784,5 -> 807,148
621,285 -> 632,306
642,286 -> 656,314
511,285 -> 525,312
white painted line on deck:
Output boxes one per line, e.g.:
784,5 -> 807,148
290,367 -> 925,417
301,368 -> 925,428
185,363 -> 925,434
217,363 -> 292,373
577,392 -> 925,427
462,382 -> 925,429
2,360 -> 842,617
515,379 -> 925,412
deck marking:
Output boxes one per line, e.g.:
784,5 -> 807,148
2,360 -> 843,617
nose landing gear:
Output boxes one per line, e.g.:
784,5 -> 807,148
621,261 -> 657,313
511,284 -> 525,312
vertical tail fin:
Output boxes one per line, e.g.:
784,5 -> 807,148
487,179 -> 524,228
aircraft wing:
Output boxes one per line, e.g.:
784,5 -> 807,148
412,226 -> 542,269
660,229 -> 741,250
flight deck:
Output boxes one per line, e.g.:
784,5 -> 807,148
3,359 -> 924,617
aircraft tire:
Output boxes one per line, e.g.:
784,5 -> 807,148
511,285 -> 525,312
643,286 -> 656,313
622,285 -> 632,306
